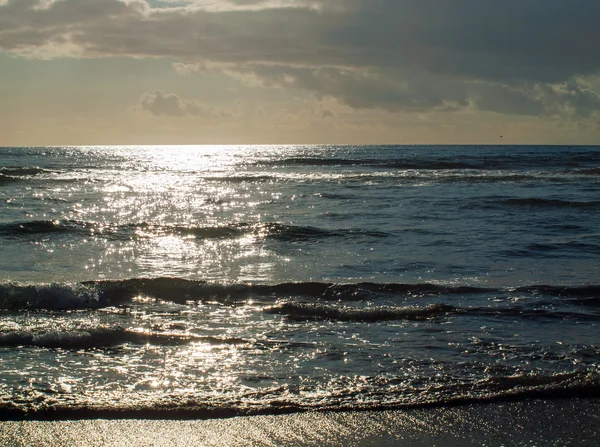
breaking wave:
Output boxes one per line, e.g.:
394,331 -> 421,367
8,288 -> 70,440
0,327 -> 205,349
0,370 -> 598,420
1,278 -> 599,311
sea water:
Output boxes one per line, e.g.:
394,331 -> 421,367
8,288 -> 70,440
0,145 -> 598,417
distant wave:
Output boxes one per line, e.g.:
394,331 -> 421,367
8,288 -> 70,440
2,278 -> 599,311
269,302 -> 458,322
0,220 -> 389,242
203,175 -> 277,183
575,167 -> 600,175
268,301 -> 600,322
335,171 -> 588,186
433,173 -> 552,184
504,240 -> 600,258
0,174 -> 20,186
0,220 -> 89,237
313,192 -> 355,200
258,151 -> 600,171
496,198 -> 600,208
0,166 -> 51,185
261,157 -> 480,170
516,284 -> 600,300
0,174 -> 91,187
0,166 -> 49,176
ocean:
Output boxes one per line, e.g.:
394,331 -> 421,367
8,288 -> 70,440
0,145 -> 599,419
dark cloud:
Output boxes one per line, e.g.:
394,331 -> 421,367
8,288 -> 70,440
330,0 -> 600,83
1,0 -> 599,117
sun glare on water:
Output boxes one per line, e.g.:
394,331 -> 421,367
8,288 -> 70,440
49,145 -> 287,283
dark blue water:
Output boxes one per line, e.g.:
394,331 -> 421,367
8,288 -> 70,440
0,145 -> 599,418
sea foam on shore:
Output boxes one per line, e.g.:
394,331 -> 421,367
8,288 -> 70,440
1,398 -> 598,447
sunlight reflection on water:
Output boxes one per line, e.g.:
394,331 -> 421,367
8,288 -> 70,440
2,145 -> 600,416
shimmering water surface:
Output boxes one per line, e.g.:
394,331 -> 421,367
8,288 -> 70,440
0,145 -> 599,417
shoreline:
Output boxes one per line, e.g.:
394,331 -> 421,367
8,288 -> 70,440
1,398 -> 598,446
1,386 -> 599,421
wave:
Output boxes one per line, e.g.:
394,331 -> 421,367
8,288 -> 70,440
258,150 -> 600,171
0,326 -> 249,349
261,157 -> 480,170
268,301 -> 600,322
433,173 -> 555,184
203,175 -> 277,183
0,167 -> 49,176
0,282 -> 104,310
269,302 -> 457,322
197,171 -> 596,186
260,223 -> 389,241
0,370 -> 598,420
0,220 -> 89,237
496,198 -> 600,208
2,278 -> 599,311
333,172 -> 591,187
313,192 -> 355,200
0,279 -> 500,310
570,167 -> 600,175
0,174 -> 20,186
0,220 -> 390,242
504,241 -> 600,258
0,327 -> 205,349
515,284 -> 600,298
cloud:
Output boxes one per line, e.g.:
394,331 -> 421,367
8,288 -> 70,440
139,90 -> 235,117
174,62 -> 600,117
2,0 -> 600,118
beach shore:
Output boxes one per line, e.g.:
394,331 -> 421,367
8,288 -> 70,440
1,398 -> 598,446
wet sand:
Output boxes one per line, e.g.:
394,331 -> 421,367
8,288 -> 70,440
1,398 -> 598,446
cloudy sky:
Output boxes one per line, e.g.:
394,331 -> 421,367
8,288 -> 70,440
2,0 -> 600,145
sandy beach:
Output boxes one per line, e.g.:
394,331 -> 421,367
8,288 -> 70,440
1,398 -> 598,446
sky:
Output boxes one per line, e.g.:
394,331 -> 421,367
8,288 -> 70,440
1,0 -> 600,145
